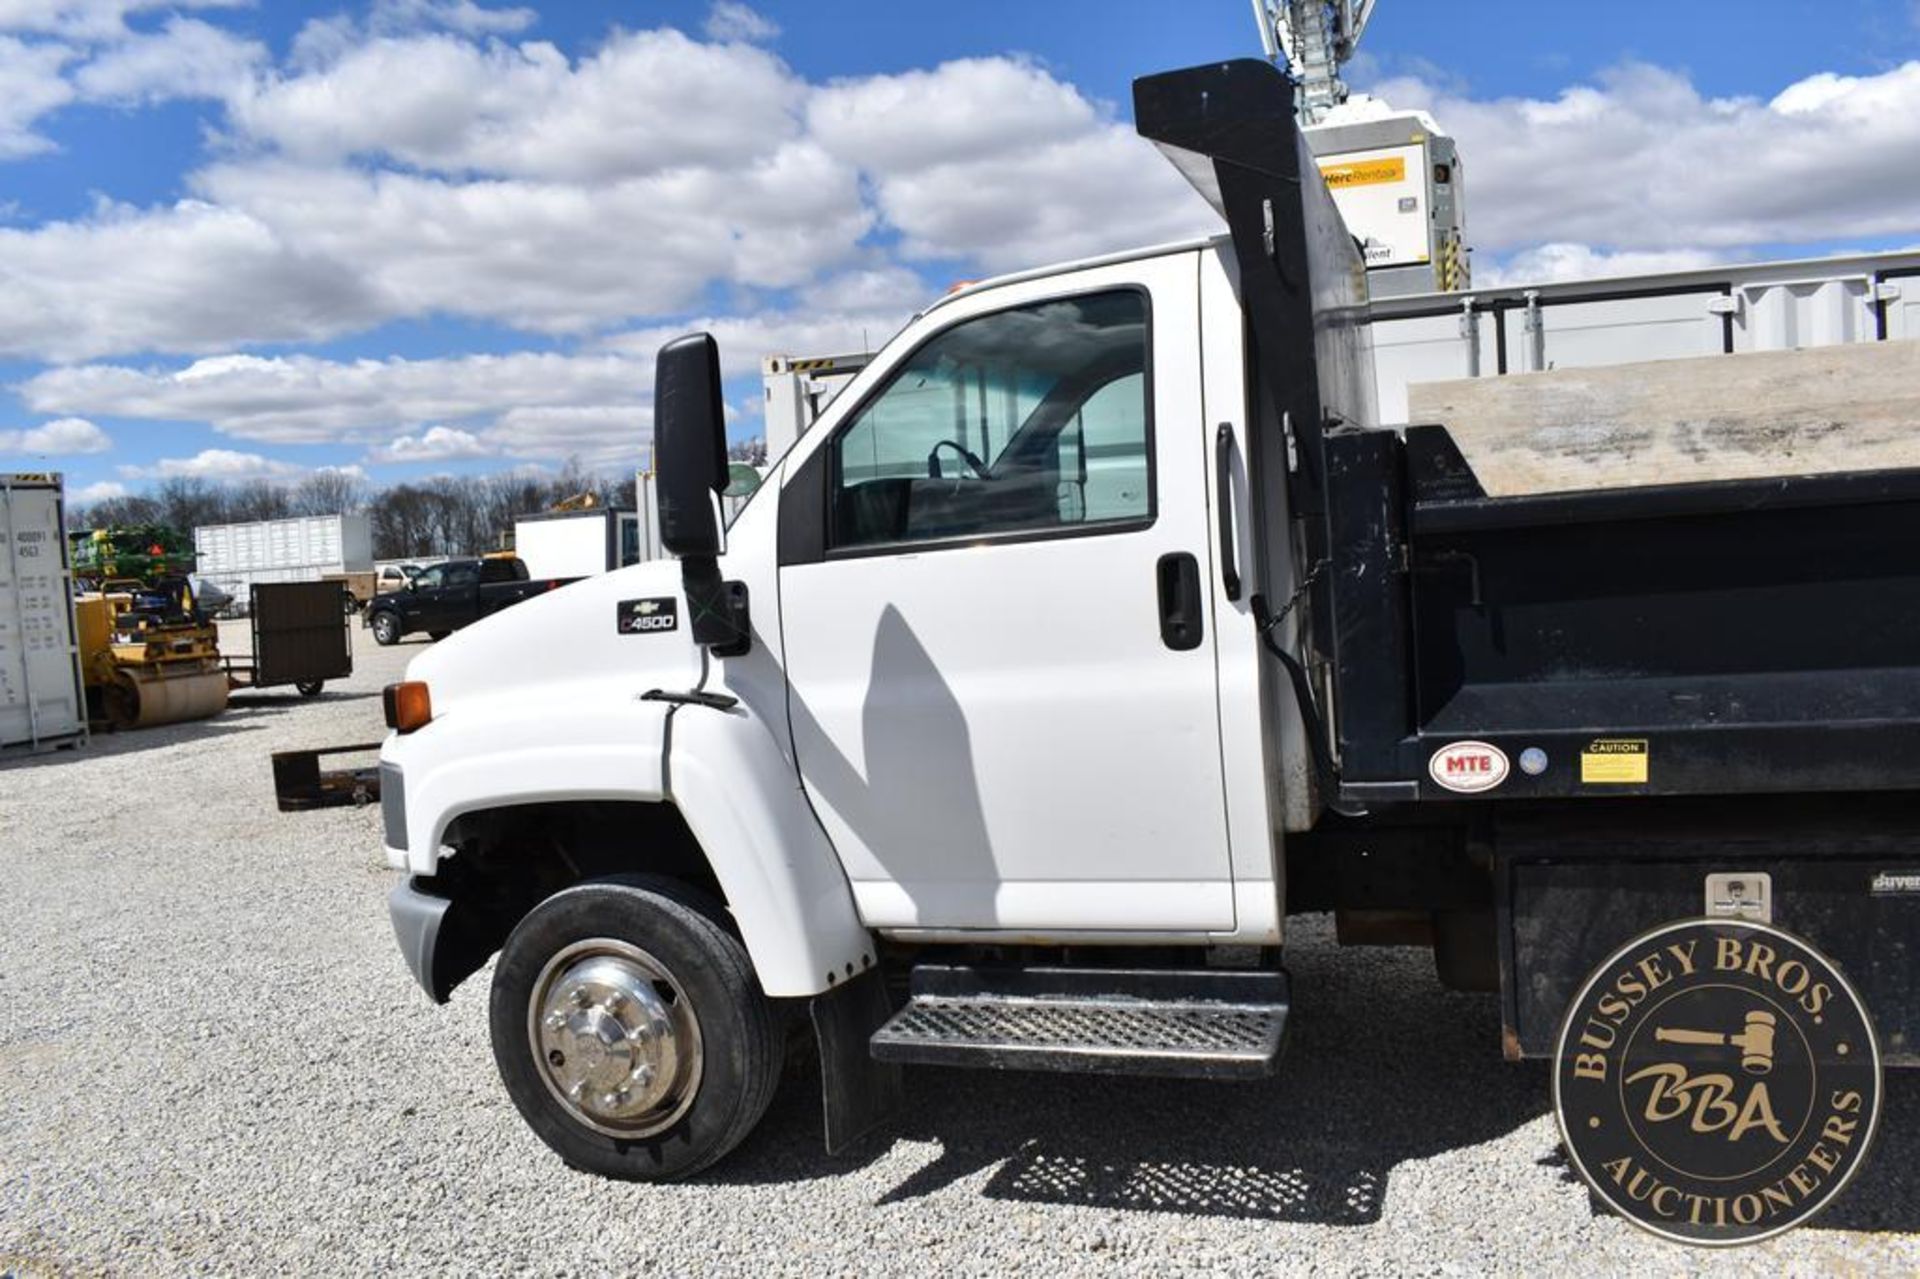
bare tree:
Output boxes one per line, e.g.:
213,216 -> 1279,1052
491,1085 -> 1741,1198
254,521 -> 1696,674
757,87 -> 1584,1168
153,477 -> 226,531
290,470 -> 371,517
69,463 -> 643,560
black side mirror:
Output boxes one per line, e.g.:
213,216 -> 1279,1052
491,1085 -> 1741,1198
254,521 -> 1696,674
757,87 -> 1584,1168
653,333 -> 750,655
655,333 -> 728,558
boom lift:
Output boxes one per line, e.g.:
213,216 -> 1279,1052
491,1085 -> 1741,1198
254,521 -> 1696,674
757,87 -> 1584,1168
1251,0 -> 1376,125
1256,1 -> 1468,296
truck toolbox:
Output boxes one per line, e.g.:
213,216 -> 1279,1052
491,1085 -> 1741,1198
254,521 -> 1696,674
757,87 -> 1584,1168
1501,797 -> 1920,1063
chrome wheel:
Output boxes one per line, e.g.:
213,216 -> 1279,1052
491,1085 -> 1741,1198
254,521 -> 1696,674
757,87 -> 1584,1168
527,938 -> 703,1138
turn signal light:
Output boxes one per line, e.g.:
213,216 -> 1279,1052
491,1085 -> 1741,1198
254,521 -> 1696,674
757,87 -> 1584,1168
383,681 -> 432,733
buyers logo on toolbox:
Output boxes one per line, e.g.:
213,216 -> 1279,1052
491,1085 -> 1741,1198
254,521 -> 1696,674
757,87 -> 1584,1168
617,597 -> 678,634
1428,740 -> 1508,793
1554,919 -> 1882,1246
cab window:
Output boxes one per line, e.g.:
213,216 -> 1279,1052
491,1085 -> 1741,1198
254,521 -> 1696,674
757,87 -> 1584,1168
828,290 -> 1151,551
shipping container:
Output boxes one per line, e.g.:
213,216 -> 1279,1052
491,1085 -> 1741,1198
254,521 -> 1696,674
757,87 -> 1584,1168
1,473 -> 87,753
193,514 -> 373,608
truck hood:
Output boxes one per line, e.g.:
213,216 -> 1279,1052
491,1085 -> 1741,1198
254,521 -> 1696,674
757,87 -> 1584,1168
401,559 -> 700,714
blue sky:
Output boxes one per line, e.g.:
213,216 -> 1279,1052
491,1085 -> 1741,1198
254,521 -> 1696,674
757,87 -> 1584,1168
4,0 -> 1920,505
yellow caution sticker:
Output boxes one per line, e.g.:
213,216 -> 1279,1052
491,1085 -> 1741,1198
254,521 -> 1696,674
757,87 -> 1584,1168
1581,739 -> 1649,784
1319,156 -> 1407,189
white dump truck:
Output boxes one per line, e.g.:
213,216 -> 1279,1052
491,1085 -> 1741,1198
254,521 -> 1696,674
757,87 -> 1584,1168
306,60 -> 1916,1236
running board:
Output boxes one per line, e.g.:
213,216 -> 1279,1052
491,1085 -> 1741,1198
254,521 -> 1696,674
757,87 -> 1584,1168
870,965 -> 1289,1080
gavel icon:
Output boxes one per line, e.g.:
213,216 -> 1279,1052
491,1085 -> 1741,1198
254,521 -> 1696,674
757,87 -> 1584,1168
1654,1010 -> 1778,1075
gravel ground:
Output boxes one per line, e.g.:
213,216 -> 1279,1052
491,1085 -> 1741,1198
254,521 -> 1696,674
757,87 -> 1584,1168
3,620 -> 1920,1276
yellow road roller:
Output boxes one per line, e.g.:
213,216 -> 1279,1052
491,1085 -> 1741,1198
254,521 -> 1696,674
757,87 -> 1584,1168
74,582 -> 229,730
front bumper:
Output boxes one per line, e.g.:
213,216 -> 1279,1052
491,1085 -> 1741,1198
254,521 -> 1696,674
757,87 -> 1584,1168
389,879 -> 454,1002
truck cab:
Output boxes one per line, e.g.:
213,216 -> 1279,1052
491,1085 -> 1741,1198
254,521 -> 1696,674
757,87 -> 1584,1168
379,218 -> 1309,1176
369,59 -> 1920,1188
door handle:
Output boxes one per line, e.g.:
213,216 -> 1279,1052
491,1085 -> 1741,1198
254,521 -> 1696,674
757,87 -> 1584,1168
1215,422 -> 1241,601
1156,552 -> 1203,651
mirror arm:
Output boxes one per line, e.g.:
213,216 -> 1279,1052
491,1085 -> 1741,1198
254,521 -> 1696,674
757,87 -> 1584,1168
682,555 -> 751,657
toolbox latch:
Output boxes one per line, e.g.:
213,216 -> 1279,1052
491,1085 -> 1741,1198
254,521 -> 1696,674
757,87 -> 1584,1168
1704,872 -> 1772,924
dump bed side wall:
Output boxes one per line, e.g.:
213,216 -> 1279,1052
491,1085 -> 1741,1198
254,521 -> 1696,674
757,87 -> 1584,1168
1371,250 -> 1920,423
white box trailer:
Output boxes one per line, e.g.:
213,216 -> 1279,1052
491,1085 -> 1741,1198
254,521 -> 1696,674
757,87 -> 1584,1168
193,513 -> 373,605
1,473 -> 87,753
512,508 -> 641,579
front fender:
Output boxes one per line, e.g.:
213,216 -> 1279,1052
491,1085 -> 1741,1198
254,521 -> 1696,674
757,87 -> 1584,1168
385,681 -> 871,998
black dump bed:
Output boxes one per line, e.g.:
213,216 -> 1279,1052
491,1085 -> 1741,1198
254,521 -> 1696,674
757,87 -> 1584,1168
1137,60 -> 1920,807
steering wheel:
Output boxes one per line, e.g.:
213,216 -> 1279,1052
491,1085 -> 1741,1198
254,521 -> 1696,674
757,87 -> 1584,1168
926,438 -> 989,480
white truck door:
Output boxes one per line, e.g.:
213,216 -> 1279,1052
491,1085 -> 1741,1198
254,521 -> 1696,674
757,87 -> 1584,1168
777,253 -> 1233,933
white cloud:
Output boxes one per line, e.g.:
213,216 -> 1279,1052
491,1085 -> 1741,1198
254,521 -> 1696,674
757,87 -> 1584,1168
191,145 -> 868,334
0,39 -> 1204,361
485,404 -> 648,467
0,1 -> 246,41
1367,60 -> 1920,256
71,478 -> 126,502
132,447 -> 306,482
73,16 -> 264,103
5,18 -> 1914,375
599,268 -> 925,382
808,57 -> 1214,270
228,29 -> 803,181
0,414 -> 110,453
1478,244 -> 1732,287
704,1 -> 778,44
0,197 -> 385,361
0,35 -> 74,158
366,424 -> 495,464
21,270 -> 919,470
369,0 -> 534,37
23,349 -> 652,443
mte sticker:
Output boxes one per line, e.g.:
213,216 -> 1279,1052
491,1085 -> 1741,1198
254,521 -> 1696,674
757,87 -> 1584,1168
1429,740 -> 1509,794
1583,738 -> 1649,785
617,597 -> 678,635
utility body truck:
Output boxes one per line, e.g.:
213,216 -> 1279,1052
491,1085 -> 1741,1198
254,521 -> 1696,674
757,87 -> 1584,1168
364,62 -> 1920,1186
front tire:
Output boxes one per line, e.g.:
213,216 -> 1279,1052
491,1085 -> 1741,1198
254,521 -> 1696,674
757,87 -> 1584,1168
489,878 -> 782,1182
370,611 -> 400,646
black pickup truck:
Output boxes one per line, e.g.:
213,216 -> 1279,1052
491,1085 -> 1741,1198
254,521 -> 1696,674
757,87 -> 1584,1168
365,556 -> 573,645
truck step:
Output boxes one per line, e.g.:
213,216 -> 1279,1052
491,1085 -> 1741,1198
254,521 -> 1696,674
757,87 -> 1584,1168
869,965 -> 1289,1079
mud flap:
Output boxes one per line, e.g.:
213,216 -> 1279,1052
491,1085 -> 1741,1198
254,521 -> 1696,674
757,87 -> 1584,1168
810,968 -> 903,1154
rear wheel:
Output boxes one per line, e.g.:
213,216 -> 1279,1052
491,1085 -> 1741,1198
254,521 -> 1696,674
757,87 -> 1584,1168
428,630 -> 451,641
370,612 -> 400,646
489,878 -> 782,1182
294,680 -> 324,697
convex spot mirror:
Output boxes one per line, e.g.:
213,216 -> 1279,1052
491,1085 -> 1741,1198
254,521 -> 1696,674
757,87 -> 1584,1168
725,462 -> 763,501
